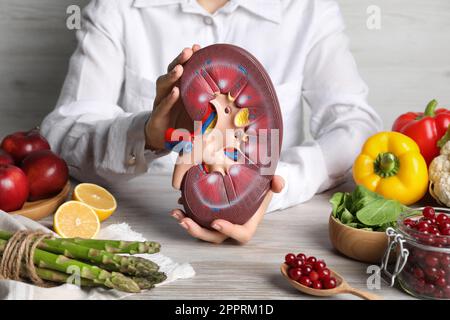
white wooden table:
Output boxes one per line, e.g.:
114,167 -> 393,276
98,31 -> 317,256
86,174 -> 414,300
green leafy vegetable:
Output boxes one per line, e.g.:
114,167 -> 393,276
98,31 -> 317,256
330,192 -> 345,218
347,185 -> 382,213
340,209 -> 355,224
329,185 -> 407,231
356,199 -> 402,226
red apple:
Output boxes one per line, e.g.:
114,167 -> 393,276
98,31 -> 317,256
0,149 -> 14,165
1,129 -> 51,164
0,164 -> 29,212
21,150 -> 69,201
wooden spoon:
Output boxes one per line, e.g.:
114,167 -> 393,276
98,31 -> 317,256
280,263 -> 382,300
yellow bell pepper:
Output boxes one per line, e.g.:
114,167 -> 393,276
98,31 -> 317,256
353,131 -> 428,205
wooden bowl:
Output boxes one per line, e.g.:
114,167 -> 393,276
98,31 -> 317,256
328,215 -> 388,264
9,182 -> 71,221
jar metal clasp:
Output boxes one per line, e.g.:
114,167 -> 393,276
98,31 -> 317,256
379,227 -> 410,287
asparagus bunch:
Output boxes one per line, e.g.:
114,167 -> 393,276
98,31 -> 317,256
0,231 -> 166,293
0,231 -> 159,277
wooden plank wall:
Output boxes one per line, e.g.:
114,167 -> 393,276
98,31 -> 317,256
0,0 -> 449,137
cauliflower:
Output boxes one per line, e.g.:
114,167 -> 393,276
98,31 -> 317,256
429,141 -> 450,206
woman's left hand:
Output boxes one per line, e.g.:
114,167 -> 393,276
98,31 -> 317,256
170,175 -> 284,244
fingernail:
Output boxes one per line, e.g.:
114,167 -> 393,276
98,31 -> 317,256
180,222 -> 189,230
171,66 -> 178,74
171,87 -> 176,95
171,212 -> 180,219
212,223 -> 221,231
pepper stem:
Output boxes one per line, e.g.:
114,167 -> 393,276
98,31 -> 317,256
438,125 -> 450,148
424,99 -> 438,117
374,152 -> 400,178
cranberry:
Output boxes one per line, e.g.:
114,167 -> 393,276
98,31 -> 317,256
285,253 -> 296,265
443,284 -> 450,297
323,277 -> 337,289
306,256 -> 317,264
312,280 -> 323,290
296,253 -> 307,261
318,268 -> 331,280
423,207 -> 436,219
425,254 -> 440,267
435,290 -> 445,299
299,276 -> 312,287
413,267 -> 425,279
404,218 -> 415,227
425,267 -> 440,281
440,255 -> 450,265
436,277 -> 447,288
418,235 -> 436,246
301,264 -> 313,275
441,228 -> 450,236
309,271 -> 320,282
313,261 -> 326,271
417,221 -> 430,230
291,259 -> 304,268
414,278 -> 426,293
412,249 -> 426,260
443,264 -> 450,273
436,237 -> 448,246
288,267 -> 303,281
439,222 -> 450,231
428,226 -> 440,235
424,283 -> 436,295
437,213 -> 449,225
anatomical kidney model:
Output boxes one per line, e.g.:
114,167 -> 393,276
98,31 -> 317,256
167,44 -> 283,228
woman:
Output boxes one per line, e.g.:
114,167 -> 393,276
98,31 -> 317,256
41,0 -> 382,244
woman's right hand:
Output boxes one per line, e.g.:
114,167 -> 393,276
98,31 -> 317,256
145,44 -> 201,151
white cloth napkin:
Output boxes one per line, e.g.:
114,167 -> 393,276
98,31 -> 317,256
0,211 -> 195,300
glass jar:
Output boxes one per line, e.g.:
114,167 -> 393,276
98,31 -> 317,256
380,207 -> 450,300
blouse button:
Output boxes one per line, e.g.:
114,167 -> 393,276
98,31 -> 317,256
128,153 -> 137,166
203,16 -> 213,26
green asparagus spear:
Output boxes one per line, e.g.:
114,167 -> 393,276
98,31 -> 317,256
0,239 -> 140,293
40,239 -> 159,276
64,238 -> 161,254
0,253 -> 101,287
131,271 -> 167,290
0,231 -> 159,277
35,267 -> 101,287
131,277 -> 155,290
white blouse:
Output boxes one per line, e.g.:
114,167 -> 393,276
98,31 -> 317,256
41,0 -> 382,212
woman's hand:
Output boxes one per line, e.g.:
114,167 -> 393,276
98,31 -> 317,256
145,44 -> 201,151
171,175 -> 285,244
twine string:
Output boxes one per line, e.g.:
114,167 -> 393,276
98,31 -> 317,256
0,231 -> 53,287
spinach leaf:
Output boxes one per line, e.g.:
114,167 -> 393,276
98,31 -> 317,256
345,222 -> 359,228
356,198 -> 403,226
330,192 -> 345,218
348,185 -> 381,213
340,209 -> 355,224
353,185 -> 382,200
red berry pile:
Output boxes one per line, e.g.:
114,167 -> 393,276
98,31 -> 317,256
401,207 -> 450,299
284,253 -> 337,289
403,206 -> 450,247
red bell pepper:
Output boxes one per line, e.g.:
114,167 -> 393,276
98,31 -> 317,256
392,100 -> 450,166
